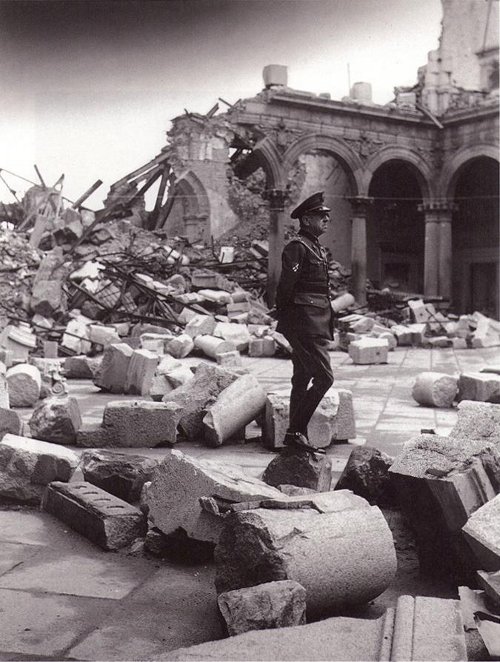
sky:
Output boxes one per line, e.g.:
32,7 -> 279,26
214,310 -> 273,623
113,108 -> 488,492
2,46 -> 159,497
0,0 -> 443,208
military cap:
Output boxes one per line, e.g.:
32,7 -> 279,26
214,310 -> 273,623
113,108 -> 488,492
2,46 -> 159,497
290,191 -> 330,220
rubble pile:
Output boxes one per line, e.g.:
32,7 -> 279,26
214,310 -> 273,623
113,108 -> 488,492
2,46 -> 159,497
337,300 -> 500,364
0,227 -> 42,318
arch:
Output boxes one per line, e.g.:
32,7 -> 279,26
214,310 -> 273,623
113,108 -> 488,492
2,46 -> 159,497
363,146 -> 433,198
160,169 -> 210,240
439,144 -> 500,199
282,134 -> 362,196
174,170 -> 210,218
251,136 -> 285,189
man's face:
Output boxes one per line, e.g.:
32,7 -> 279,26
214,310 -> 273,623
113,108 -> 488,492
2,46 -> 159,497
303,210 -> 330,236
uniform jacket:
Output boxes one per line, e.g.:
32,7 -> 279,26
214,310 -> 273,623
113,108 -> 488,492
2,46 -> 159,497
275,229 -> 333,339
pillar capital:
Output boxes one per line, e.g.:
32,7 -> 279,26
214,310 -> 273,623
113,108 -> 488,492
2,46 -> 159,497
418,200 -> 458,214
347,196 -> 374,216
264,188 -> 287,211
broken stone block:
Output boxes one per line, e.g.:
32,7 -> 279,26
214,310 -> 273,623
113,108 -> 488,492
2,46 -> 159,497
214,322 -> 251,351
194,334 -> 237,359
102,400 -> 182,447
64,355 -> 101,379
88,324 -> 121,348
139,335 -> 166,355
149,374 -> 173,401
451,400 -> 500,445
474,611 -> 500,659
203,373 -> 266,446
198,289 -> 232,305
0,433 -> 79,504
407,322 -> 427,346
61,315 -> 92,355
391,324 -> 413,346
389,434 -> 500,581
216,350 -> 243,367
0,369 -> 9,409
262,447 -> 332,492
6,363 -> 41,407
262,388 -> 355,450
412,371 -> 459,407
76,423 -> 114,448
161,594 -> 466,662
145,449 -> 283,543
163,362 -> 239,439
0,407 -> 21,440
427,335 -> 452,348
30,280 -> 66,318
191,270 -> 220,289
80,449 -> 160,503
452,337 -> 468,349
214,495 -> 396,615
165,365 -> 194,388
477,570 -> 500,607
218,580 -> 306,637
29,396 -> 82,445
248,337 -> 276,357
4,325 -> 37,362
42,481 -> 147,551
155,353 -> 180,374
334,446 -> 395,506
125,349 -> 159,396
463,494 -> 500,571
184,314 -> 216,339
348,337 -> 388,364
471,313 -> 500,348
458,372 -> 500,404
94,343 -> 134,393
373,330 -> 397,350
165,333 -> 194,359
409,299 -> 431,323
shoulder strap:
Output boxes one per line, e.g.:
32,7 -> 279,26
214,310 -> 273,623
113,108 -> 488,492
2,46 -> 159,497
288,236 -> 325,261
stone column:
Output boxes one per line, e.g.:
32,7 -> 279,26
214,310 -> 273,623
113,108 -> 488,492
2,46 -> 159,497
438,214 -> 453,301
418,201 -> 455,299
348,197 -> 373,306
265,188 -> 287,307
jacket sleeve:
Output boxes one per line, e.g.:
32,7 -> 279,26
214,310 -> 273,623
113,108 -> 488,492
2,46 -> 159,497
275,241 -> 305,310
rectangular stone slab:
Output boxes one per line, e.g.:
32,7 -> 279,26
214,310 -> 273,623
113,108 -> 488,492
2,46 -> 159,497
42,481 -> 146,551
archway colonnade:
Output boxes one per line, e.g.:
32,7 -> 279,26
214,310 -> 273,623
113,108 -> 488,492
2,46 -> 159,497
253,134 -> 498,314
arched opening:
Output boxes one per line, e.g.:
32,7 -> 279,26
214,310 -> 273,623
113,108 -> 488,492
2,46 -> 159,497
452,156 -> 499,318
285,149 -> 356,266
368,161 -> 425,292
161,172 -> 210,243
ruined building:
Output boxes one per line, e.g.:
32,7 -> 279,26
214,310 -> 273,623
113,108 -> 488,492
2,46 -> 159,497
121,0 -> 499,318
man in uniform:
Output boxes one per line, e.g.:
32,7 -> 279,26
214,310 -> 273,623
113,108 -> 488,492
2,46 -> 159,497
275,191 -> 334,454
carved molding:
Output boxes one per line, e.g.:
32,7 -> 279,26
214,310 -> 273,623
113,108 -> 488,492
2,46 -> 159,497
344,132 -> 386,162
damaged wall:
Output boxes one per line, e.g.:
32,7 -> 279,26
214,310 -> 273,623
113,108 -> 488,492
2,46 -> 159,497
165,115 -> 237,242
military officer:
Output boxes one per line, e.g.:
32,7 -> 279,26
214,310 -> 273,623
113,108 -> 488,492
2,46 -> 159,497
275,191 -> 334,454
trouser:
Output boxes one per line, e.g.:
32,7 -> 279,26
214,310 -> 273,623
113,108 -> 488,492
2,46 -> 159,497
285,332 -> 334,437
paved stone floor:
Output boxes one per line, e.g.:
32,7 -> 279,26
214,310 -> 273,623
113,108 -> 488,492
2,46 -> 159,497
0,345 -> 498,661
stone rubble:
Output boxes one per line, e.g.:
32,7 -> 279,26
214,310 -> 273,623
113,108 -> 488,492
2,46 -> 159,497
80,449 -> 160,503
145,449 -> 283,543
161,595 -> 466,661
389,433 -> 500,581
214,491 -> 397,616
217,580 -> 306,637
0,433 -> 79,504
